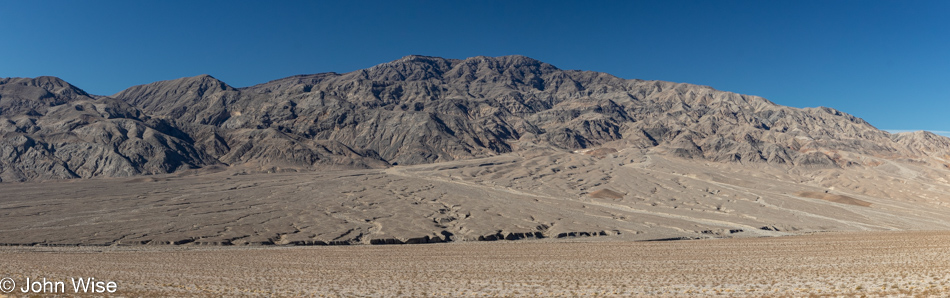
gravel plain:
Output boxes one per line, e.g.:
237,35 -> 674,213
2,231 -> 949,297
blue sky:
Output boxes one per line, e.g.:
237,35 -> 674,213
2,1 -> 948,136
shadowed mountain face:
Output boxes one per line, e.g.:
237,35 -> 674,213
2,55 -> 949,182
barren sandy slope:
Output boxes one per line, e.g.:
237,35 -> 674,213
3,147 -> 950,246
1,231 -> 948,297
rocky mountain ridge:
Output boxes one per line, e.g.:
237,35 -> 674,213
2,55 -> 948,182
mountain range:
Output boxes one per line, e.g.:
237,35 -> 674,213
4,55 -> 949,183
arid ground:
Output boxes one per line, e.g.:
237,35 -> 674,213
4,148 -> 950,297
0,231 -> 948,297
4,150 -> 950,247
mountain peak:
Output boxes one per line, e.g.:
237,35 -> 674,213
462,55 -> 547,67
386,55 -> 548,68
0,76 -> 93,116
191,74 -> 216,80
32,75 -> 71,85
110,74 -> 237,125
180,74 -> 227,85
396,55 -> 452,62
362,55 -> 458,81
0,76 -> 90,96
118,74 -> 233,94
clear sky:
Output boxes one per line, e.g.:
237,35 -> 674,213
2,1 -> 948,135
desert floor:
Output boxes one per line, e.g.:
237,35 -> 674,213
6,151 -> 950,247
1,231 -> 949,297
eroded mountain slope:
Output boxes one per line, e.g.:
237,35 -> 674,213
4,55 -> 950,181
0,77 -> 219,182
110,55 -> 950,171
